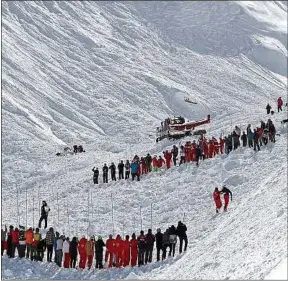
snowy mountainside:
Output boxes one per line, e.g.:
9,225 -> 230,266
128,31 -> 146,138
1,1 -> 287,280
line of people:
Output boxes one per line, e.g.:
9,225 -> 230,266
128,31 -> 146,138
1,221 -> 188,270
91,119 -> 277,185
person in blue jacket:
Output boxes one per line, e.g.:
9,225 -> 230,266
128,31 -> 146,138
131,161 -> 140,181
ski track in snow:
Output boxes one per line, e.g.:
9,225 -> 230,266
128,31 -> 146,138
1,1 -> 287,280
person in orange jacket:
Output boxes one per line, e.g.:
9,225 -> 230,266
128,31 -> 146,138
105,234 -> 115,268
114,235 -> 124,267
122,235 -> 131,267
157,156 -> 165,169
213,188 -> 222,213
78,236 -> 87,269
25,227 -> 34,259
163,150 -> 172,169
208,140 -> 215,158
219,137 -> 225,154
191,141 -> 197,162
152,156 -> 158,172
130,233 -> 138,267
85,236 -> 95,269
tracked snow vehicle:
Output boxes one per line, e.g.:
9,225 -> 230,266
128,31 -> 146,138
156,114 -> 210,142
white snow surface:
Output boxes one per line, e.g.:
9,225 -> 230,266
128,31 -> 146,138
1,1 -> 287,280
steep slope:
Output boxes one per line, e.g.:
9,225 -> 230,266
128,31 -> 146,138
1,1 -> 287,280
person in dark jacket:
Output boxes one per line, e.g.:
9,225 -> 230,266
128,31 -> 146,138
109,163 -> 116,181
103,164 -> 108,183
45,227 -> 55,262
7,225 -> 13,258
162,228 -> 170,260
92,167 -> 99,184
137,230 -> 146,266
95,236 -> 105,269
266,103 -> 271,114
241,132 -> 247,147
168,225 -> 177,257
37,239 -> 46,261
227,135 -> 233,153
253,129 -> 260,151
18,227 -> 26,258
155,228 -> 163,262
195,145 -> 202,167
145,153 -> 152,172
38,201 -> 50,229
118,161 -> 124,180
232,131 -> 240,150
69,237 -> 78,268
220,186 -> 233,212
171,145 -> 178,166
247,130 -> 254,148
176,221 -> 188,254
73,145 -> 78,153
144,229 -> 155,264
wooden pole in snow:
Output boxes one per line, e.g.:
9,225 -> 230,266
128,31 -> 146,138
150,203 -> 153,230
57,192 -> 59,226
111,193 -> 115,235
32,195 -> 35,228
16,186 -> 19,226
140,205 -> 142,231
26,185 -> 28,229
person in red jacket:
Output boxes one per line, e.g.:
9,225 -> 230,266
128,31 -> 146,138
213,137 -> 219,154
277,97 -> 283,112
191,141 -> 197,162
185,142 -> 191,162
11,227 -> 19,258
105,234 -> 115,268
221,186 -> 233,211
157,156 -> 165,169
163,150 -> 172,169
208,140 -> 215,158
202,138 -> 209,159
140,157 -> 148,175
213,188 -> 222,213
78,236 -> 87,269
114,235 -> 123,267
122,235 -> 130,267
152,156 -> 158,172
130,233 -> 138,267
219,137 -> 225,154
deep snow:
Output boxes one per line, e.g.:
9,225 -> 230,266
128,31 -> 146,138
1,1 -> 287,280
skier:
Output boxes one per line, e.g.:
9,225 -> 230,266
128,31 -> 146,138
103,164 -> 108,183
221,186 -> 233,212
125,160 -> 131,179
105,234 -> 115,268
155,228 -> 163,261
63,237 -> 70,268
241,131 -> 247,147
85,236 -> 95,269
38,201 -> 50,229
144,229 -> 155,264
92,167 -> 99,184
118,160 -> 125,179
45,227 -> 55,262
69,237 -> 78,268
163,150 -> 172,169
95,236 -> 105,269
266,103 -> 271,114
277,97 -> 283,112
109,162 -> 117,181
78,235 -> 87,269
171,145 -> 178,166
130,233 -> 138,267
137,230 -> 146,266
213,187 -> 222,213
176,221 -> 188,254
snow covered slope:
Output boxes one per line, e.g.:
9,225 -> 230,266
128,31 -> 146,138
1,1 -> 287,280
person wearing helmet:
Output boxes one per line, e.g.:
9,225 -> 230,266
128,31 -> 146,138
95,236 -> 105,269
